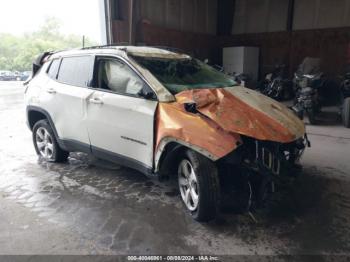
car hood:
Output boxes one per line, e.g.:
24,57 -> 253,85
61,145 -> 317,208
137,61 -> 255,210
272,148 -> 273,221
175,86 -> 305,143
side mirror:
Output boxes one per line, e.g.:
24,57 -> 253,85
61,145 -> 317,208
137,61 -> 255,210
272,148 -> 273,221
138,86 -> 155,100
184,102 -> 198,113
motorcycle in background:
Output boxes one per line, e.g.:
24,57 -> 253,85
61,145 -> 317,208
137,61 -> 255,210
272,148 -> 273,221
292,58 -> 325,125
340,72 -> 350,127
232,72 -> 251,87
258,64 -> 294,101
211,64 -> 251,87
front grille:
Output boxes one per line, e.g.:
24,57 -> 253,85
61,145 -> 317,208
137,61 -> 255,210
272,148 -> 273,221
240,136 -> 306,176
259,142 -> 281,175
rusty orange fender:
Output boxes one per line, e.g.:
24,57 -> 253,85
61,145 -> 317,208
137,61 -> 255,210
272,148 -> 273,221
154,102 -> 241,171
175,87 -> 305,143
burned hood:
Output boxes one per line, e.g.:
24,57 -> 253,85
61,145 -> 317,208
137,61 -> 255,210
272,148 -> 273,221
175,86 -> 305,143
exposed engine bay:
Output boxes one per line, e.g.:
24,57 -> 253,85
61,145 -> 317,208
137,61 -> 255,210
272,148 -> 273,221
218,135 -> 310,210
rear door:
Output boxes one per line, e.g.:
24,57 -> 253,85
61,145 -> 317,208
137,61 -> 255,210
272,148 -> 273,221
86,56 -> 158,171
39,56 -> 94,147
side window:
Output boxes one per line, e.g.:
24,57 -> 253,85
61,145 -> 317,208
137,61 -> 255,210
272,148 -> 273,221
96,58 -> 146,96
57,56 -> 92,87
47,59 -> 60,80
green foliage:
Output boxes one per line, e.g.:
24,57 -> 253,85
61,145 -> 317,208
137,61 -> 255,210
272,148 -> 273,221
0,17 -> 97,71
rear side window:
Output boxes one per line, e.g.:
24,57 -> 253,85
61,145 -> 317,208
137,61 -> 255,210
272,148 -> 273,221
57,56 -> 92,87
47,59 -> 61,79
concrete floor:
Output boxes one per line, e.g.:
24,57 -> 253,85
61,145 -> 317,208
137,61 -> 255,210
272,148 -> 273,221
0,81 -> 350,256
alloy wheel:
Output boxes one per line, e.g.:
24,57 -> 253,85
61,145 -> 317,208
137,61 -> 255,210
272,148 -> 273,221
178,159 -> 199,211
35,127 -> 54,159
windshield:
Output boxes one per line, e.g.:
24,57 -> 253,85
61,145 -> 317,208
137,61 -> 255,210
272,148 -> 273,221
131,56 -> 237,95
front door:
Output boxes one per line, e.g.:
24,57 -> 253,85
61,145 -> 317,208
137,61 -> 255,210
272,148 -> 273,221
86,56 -> 158,172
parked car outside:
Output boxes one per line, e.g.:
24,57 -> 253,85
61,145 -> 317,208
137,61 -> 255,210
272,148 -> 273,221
20,71 -> 32,81
24,46 -> 309,221
0,70 -> 17,81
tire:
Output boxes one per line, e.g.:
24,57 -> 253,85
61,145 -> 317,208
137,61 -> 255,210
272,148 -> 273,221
32,119 -> 69,162
282,85 -> 294,101
220,169 -> 252,213
250,174 -> 273,208
177,149 -> 220,222
342,97 -> 350,128
307,108 -> 317,125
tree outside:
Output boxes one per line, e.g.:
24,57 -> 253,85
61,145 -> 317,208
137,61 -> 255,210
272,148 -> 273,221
0,17 -> 97,72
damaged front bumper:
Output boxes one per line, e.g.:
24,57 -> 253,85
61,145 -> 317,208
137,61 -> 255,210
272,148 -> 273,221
222,134 -> 310,178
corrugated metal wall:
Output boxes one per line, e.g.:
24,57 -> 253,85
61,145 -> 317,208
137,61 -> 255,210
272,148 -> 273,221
137,0 -> 218,35
110,0 -> 350,78
232,0 -> 350,34
293,0 -> 350,30
233,0 -> 289,34
138,22 -> 218,60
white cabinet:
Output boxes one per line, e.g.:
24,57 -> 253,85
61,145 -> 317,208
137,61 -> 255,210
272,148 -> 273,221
223,47 -> 260,82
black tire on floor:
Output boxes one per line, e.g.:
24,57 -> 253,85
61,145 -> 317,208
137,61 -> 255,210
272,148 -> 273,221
32,119 -> 69,162
307,108 -> 317,125
283,85 -> 295,101
177,149 -> 220,222
342,97 -> 350,128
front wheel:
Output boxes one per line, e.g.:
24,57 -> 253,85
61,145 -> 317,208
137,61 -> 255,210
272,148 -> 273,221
177,150 -> 220,222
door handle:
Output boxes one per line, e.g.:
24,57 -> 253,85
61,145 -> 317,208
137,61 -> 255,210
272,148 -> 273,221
89,98 -> 104,105
46,88 -> 56,94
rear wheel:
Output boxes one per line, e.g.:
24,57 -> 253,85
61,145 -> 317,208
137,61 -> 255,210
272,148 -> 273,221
342,97 -> 350,128
33,119 -> 69,162
177,150 -> 220,222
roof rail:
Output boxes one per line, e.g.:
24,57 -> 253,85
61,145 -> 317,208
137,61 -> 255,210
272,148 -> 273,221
80,44 -> 187,55
81,43 -> 130,50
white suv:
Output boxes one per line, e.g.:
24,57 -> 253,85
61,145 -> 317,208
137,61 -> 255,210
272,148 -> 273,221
25,46 -> 308,221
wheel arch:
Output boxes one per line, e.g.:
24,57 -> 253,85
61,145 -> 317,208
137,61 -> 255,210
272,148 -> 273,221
27,106 -> 59,139
154,137 -> 220,175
